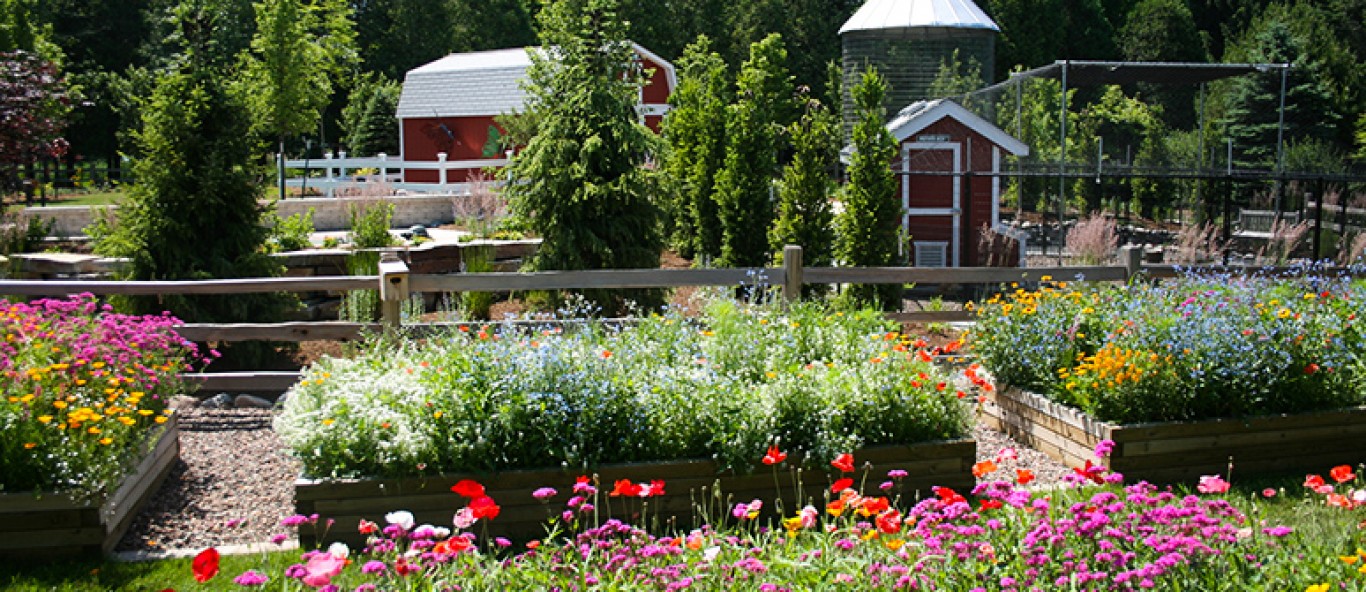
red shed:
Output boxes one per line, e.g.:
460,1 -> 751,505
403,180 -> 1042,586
395,42 -> 676,184
885,99 -> 1028,267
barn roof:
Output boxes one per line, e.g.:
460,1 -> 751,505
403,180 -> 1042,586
886,99 -> 1028,155
397,42 -> 676,119
839,0 -> 999,35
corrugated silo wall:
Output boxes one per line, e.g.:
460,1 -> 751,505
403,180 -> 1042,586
841,28 -> 995,139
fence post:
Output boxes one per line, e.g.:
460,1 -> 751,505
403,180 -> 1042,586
1120,244 -> 1142,280
437,152 -> 448,187
378,251 -> 410,329
782,245 -> 803,302
339,150 -> 349,182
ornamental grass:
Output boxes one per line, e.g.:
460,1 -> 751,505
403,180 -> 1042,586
970,270 -> 1366,424
275,298 -> 971,480
0,294 -> 201,499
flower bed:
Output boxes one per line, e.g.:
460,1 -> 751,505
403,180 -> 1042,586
0,294 -> 199,557
0,416 -> 178,559
971,272 -> 1366,481
278,299 -> 978,541
295,439 -> 976,548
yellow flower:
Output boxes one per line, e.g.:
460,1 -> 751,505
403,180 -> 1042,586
137,409 -> 154,416
433,411 -> 443,419
885,538 -> 905,550
1306,584 -> 1330,592
53,401 -> 68,409
154,416 -> 168,424
99,437 -> 113,446
23,442 -> 36,450
87,426 -> 101,435
1341,555 -> 1360,565
323,418 -> 335,426
37,415 -> 52,424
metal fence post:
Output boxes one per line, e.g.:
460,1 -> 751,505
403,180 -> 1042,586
378,251 -> 410,329
783,245 -> 803,302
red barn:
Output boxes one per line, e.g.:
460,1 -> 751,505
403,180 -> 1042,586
396,43 -> 676,184
886,99 -> 1028,267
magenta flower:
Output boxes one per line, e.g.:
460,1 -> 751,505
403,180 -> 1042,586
1093,439 -> 1116,458
533,487 -> 558,501
361,560 -> 387,574
232,570 -> 269,586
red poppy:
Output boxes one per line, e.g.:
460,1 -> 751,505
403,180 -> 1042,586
451,479 -> 486,499
1305,474 -> 1327,489
647,479 -> 666,497
1016,469 -> 1035,485
979,499 -> 1003,511
358,519 -> 378,535
831,477 -> 854,493
192,548 -> 219,583
831,453 -> 855,473
971,460 -> 998,479
860,496 -> 890,516
1330,465 -> 1356,484
434,535 -> 471,555
1327,493 -> 1353,509
876,509 -> 903,534
1305,363 -> 1320,374
610,479 -> 641,497
762,445 -> 788,465
1073,460 -> 1106,484
469,495 -> 501,520
933,486 -> 966,506
526,540 -> 541,550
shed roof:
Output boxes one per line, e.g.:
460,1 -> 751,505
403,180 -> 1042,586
839,0 -> 999,35
397,42 -> 676,119
887,99 -> 1028,155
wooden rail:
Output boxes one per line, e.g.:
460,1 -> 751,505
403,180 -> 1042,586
15,243 -> 1353,396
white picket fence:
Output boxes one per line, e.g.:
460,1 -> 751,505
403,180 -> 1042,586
281,152 -> 509,196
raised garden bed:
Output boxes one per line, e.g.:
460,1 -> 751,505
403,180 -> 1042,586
296,438 -> 975,548
0,416 -> 179,559
982,387 -> 1366,484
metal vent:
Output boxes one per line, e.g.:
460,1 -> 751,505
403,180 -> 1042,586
915,241 -> 948,267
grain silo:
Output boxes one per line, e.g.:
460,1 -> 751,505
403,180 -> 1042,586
840,0 -> 998,134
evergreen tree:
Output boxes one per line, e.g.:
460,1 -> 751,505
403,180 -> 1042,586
354,0 -> 455,81
1219,7 -> 1342,169
449,0 -> 537,53
660,35 -> 729,261
503,0 -> 663,313
836,67 -> 900,310
340,74 -> 400,156
771,90 -> 837,295
927,49 -> 986,106
1118,0 -> 1207,129
713,33 -> 793,268
93,0 -> 288,325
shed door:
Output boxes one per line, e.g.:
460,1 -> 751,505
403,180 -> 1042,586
902,142 -> 961,267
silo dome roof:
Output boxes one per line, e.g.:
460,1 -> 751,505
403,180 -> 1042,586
839,0 -> 1000,34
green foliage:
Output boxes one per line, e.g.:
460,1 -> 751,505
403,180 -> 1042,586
0,209 -> 50,255
836,67 -> 900,310
770,91 -> 837,280
353,0 -> 456,81
503,0 -> 664,314
448,0 -> 536,54
348,201 -> 396,249
339,74 -> 400,156
1218,3 -> 1344,170
267,207 -> 315,253
237,0 -> 356,145
926,49 -> 985,105
459,244 -> 494,320
660,35 -> 729,261
92,5 -> 289,325
1118,0 -> 1207,128
713,33 -> 792,268
276,298 -> 969,478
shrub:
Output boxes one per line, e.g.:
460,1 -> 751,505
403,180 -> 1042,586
276,299 -> 972,479
267,207 -> 315,253
1170,221 -> 1228,264
348,200 -> 396,249
971,271 -> 1366,423
0,295 -> 201,499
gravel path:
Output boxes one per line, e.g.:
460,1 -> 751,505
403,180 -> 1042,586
116,409 -> 301,553
116,409 -> 1071,554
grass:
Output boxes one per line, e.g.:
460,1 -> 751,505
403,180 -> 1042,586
1,470 -> 1362,590
10,189 -> 126,208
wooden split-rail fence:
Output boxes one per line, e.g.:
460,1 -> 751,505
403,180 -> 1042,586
0,244 -> 1339,395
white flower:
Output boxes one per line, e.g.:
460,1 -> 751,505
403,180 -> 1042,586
703,546 -> 720,562
327,541 -> 350,559
385,510 -> 415,531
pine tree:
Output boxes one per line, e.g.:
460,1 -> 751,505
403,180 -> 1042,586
770,90 -> 837,292
340,74 -> 400,156
503,0 -> 663,313
660,35 -> 729,261
836,67 -> 901,310
713,33 -> 793,268
93,1 -> 288,325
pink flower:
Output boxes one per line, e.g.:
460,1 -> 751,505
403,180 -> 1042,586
995,448 -> 1018,462
1093,439 -> 1116,459
453,507 -> 477,529
532,487 -> 558,501
1261,488 -> 1277,498
301,552 -> 346,587
1197,475 -> 1230,494
232,570 -> 269,586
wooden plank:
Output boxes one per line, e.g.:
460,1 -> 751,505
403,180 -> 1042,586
409,268 -> 779,293
0,276 -> 376,296
1113,438 -> 1366,473
1119,421 -> 1366,457
989,390 -> 1115,441
0,509 -> 85,532
183,371 -> 301,392
102,420 -> 180,553
0,527 -> 105,550
175,322 -> 376,342
803,266 -> 1128,285
1114,406 -> 1366,441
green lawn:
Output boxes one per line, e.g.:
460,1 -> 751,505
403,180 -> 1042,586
12,190 -> 126,208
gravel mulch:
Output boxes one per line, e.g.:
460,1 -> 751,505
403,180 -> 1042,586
116,408 -> 301,553
115,409 -> 1073,554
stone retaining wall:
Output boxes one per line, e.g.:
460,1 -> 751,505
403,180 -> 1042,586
21,194 -> 464,237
